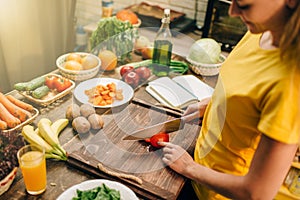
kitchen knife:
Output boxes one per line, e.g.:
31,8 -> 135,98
122,115 -> 190,140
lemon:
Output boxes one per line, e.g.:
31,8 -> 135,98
82,55 -> 98,70
98,50 -> 117,71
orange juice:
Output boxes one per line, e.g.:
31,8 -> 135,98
18,146 -> 47,195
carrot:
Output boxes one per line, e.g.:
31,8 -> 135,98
6,95 -> 34,112
0,103 -> 21,128
0,119 -> 7,130
0,92 -> 32,122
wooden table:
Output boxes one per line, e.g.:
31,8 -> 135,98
1,33 -> 219,199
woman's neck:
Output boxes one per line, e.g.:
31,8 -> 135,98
260,31 -> 281,50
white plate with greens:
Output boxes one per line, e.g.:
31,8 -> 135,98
57,179 -> 138,200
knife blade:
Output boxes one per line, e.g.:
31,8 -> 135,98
123,115 -> 189,140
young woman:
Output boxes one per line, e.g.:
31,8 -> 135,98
160,0 -> 300,199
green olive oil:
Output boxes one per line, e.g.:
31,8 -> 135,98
151,9 -> 173,77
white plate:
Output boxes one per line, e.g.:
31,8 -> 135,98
57,179 -> 138,200
74,78 -> 134,108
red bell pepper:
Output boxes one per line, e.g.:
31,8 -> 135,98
45,75 -> 58,90
53,77 -> 72,92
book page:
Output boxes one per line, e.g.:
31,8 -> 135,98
172,75 -> 214,101
146,77 -> 198,108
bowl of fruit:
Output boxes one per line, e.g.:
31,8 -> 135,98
56,52 -> 101,81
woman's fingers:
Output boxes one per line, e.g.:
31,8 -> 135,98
160,143 -> 185,161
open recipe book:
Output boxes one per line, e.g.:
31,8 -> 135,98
146,75 -> 214,109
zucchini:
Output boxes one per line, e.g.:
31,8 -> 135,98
26,76 -> 46,91
32,85 -> 50,99
14,82 -> 28,91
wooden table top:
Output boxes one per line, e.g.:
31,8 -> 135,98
1,49 -> 218,200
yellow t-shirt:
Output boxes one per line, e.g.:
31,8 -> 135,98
193,32 -> 300,199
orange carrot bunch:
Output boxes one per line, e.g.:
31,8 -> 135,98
0,92 -> 33,130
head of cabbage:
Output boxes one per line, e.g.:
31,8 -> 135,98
188,38 -> 221,64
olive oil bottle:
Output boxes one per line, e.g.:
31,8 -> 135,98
152,9 -> 173,77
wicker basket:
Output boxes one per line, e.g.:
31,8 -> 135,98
187,54 -> 227,76
56,52 -> 101,81
0,167 -> 17,196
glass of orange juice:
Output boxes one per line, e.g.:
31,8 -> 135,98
17,144 -> 47,195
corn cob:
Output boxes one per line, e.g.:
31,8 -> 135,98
22,124 -> 67,161
51,118 -> 69,137
34,119 -> 68,139
38,118 -> 67,157
38,118 -> 59,145
21,125 -> 53,153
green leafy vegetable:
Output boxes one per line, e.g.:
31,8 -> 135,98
72,183 -> 120,200
188,38 -> 221,64
125,59 -> 188,74
90,17 -> 137,63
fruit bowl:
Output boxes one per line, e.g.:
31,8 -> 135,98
56,52 -> 101,81
132,18 -> 142,28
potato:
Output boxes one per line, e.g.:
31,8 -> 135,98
80,103 -> 95,118
88,113 -> 104,130
66,104 -> 80,121
72,116 -> 91,134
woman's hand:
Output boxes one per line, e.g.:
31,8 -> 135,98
183,97 -> 211,123
159,142 -> 195,175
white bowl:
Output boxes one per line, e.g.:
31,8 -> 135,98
56,52 -> 101,81
0,167 -> 17,196
187,54 -> 226,76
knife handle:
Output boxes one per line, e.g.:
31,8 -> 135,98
132,98 -> 183,117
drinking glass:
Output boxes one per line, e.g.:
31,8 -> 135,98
17,144 -> 47,195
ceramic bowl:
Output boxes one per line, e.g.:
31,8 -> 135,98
187,54 -> 226,76
56,52 -> 101,81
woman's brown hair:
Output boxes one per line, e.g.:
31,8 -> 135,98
280,1 -> 300,66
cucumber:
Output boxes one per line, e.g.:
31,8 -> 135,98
25,76 -> 46,91
32,85 -> 50,99
14,82 -> 29,91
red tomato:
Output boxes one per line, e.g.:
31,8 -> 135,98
120,65 -> 134,77
45,75 -> 58,89
53,77 -> 72,92
144,138 -> 151,143
148,132 -> 169,148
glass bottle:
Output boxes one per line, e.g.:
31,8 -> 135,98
74,25 -> 87,52
152,9 -> 173,77
102,0 -> 113,18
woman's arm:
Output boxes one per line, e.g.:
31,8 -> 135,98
160,135 -> 298,199
183,97 -> 211,122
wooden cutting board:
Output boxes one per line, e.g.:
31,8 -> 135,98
65,101 -> 200,199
